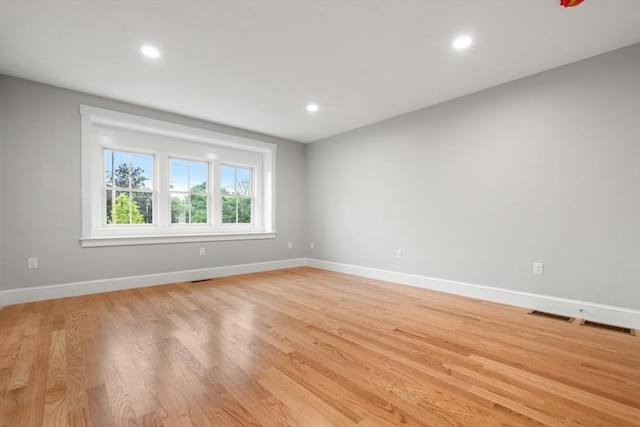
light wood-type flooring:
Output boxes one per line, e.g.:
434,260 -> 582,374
1,267 -> 639,426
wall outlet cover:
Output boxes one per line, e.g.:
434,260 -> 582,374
533,262 -> 544,275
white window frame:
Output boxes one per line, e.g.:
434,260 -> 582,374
80,105 -> 276,247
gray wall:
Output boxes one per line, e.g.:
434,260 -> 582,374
0,88 -> 4,294
307,44 -> 640,309
0,75 -> 307,290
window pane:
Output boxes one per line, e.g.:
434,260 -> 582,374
105,154 -> 113,188
222,195 -> 236,223
107,190 -> 146,224
189,161 -> 208,193
131,153 -> 153,189
105,189 -> 114,221
238,197 -> 251,223
105,150 -> 152,190
236,168 -> 251,196
113,190 -> 131,224
170,159 -> 209,224
170,192 -> 207,224
221,196 -> 251,224
221,165 -> 252,224
191,194 -> 208,223
105,150 -> 128,187
171,158 -> 208,194
221,165 -> 236,195
221,165 -> 251,197
132,191 -> 153,223
170,158 -> 189,192
171,193 -> 189,224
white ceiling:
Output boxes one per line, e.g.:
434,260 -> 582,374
1,1 -> 639,143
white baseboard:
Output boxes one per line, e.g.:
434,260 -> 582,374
0,258 -> 307,309
306,259 -> 640,330
2,257 -> 638,330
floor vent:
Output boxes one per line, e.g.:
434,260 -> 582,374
528,310 -> 574,322
190,278 -> 212,283
580,320 -> 636,335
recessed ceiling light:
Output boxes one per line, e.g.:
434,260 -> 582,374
306,104 -> 319,112
141,45 -> 161,58
452,36 -> 473,50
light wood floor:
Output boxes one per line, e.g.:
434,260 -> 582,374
1,267 -> 639,426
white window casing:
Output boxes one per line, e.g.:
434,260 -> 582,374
80,105 -> 276,247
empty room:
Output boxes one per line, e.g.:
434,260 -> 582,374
1,1 -> 639,426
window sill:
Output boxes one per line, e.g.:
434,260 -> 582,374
80,232 -> 277,247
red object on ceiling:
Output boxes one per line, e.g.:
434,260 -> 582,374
560,0 -> 584,7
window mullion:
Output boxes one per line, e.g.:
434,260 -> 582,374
212,160 -> 221,226
157,153 -> 169,227
251,167 -> 257,225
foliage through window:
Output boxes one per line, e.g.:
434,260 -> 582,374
170,159 -> 209,224
221,165 -> 252,224
105,150 -> 153,224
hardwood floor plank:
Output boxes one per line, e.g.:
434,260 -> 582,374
193,391 -> 260,427
86,384 -> 116,427
5,316 -> 39,391
356,414 -> 406,427
65,322 -> 88,412
67,406 -> 89,427
102,356 -> 139,426
43,330 -> 68,427
257,366 -> 351,427
1,267 -> 638,426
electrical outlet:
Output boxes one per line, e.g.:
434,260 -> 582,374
28,258 -> 38,269
533,262 -> 544,275
288,242 -> 293,249
199,247 -> 205,256
396,249 -> 402,259
310,241 -> 315,249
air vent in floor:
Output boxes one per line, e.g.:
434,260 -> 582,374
528,310 -> 574,322
190,278 -> 212,283
580,320 -> 636,335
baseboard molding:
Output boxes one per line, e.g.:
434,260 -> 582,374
2,257 -> 638,330
307,259 -> 640,330
0,258 -> 307,309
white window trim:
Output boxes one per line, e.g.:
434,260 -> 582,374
80,105 -> 276,247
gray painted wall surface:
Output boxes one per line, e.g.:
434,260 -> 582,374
0,86 -> 4,293
0,75 -> 307,290
307,44 -> 640,309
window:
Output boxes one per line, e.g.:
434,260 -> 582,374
221,165 -> 252,224
105,150 -> 154,224
81,105 -> 276,247
170,159 -> 209,224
